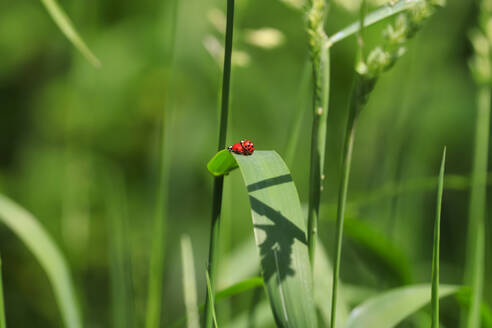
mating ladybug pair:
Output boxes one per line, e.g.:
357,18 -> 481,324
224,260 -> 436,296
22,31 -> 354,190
228,139 -> 255,156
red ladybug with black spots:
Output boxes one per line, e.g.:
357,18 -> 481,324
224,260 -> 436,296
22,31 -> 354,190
228,139 -> 255,155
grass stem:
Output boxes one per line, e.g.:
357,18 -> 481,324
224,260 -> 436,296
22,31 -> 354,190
306,0 -> 330,265
330,74 -> 376,328
204,1 -> 235,327
464,87 -> 490,328
431,148 -> 446,328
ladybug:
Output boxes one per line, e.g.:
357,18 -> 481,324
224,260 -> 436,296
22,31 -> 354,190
240,139 -> 254,155
227,139 -> 255,156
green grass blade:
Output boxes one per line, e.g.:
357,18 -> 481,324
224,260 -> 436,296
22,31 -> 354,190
0,194 -> 82,328
330,72 -> 377,328
327,0 -> 425,47
346,284 -> 461,328
40,0 -> 100,67
206,271 -> 219,328
208,150 -> 317,326
431,148 -> 446,328
181,235 -> 200,328
232,151 -> 317,327
464,87 -> 490,328
0,256 -> 5,328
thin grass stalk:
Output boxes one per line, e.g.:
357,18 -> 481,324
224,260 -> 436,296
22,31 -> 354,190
464,87 -> 490,328
306,0 -> 330,265
330,72 -> 376,327
431,148 -> 446,328
330,4 -> 374,324
204,1 -> 235,326
330,85 -> 358,328
0,256 -> 5,328
145,1 -> 179,327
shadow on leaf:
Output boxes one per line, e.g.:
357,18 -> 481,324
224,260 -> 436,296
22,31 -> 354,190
248,195 -> 307,283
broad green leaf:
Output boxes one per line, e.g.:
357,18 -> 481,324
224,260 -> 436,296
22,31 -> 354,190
181,235 -> 199,328
0,256 -> 5,328
205,271 -> 219,328
346,284 -> 460,328
207,149 -> 238,176
232,150 -> 317,328
40,0 -> 100,67
0,194 -> 82,328
431,148 -> 446,328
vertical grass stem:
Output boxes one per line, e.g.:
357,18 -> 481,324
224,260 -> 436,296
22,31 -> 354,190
330,75 -> 376,328
431,148 -> 446,328
306,0 -> 330,265
204,1 -> 235,327
464,87 -> 490,328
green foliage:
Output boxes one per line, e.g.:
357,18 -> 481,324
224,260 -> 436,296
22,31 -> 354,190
346,284 -> 461,328
0,195 -> 81,328
0,0 -> 484,327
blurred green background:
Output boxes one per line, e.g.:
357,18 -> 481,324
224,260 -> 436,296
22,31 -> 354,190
0,0 -> 489,327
